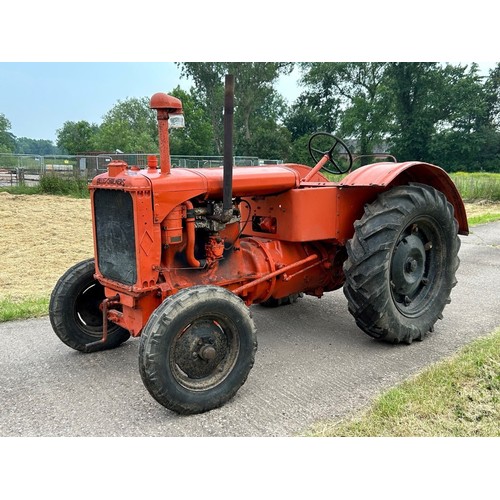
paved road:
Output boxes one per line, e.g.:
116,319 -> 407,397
1,222 -> 499,437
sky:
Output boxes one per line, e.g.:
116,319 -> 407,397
0,61 -> 496,145
0,62 -> 303,143
1,2 -> 498,146
0,63 -> 193,142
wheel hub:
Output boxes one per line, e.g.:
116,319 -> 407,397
199,345 -> 216,361
75,283 -> 105,329
174,319 -> 229,380
391,234 -> 426,301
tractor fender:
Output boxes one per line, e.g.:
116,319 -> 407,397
340,161 -> 468,235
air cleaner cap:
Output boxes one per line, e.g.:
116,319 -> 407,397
150,93 -> 183,114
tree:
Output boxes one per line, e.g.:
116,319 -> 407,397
288,134 -> 314,166
93,97 -> 158,153
299,63 -> 389,160
168,86 -> 216,156
233,85 -> 291,157
225,62 -> 293,145
177,62 -> 294,156
384,63 -> 451,161
242,121 -> 292,161
293,62 -> 500,171
483,63 -> 500,127
177,63 -> 226,155
428,64 -> 490,170
15,137 -> 60,155
478,64 -> 500,170
0,113 -> 16,153
56,120 -> 98,154
284,96 -> 324,142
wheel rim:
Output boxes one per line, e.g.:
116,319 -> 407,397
73,281 -> 105,337
170,315 -> 240,391
390,217 -> 442,317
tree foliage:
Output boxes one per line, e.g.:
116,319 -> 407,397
4,62 -> 500,172
15,137 -> 61,155
177,62 -> 293,156
168,86 -> 215,156
294,62 -> 500,171
56,120 -> 99,154
299,62 -> 389,160
0,113 -> 16,153
384,62 -> 450,161
93,97 -> 157,153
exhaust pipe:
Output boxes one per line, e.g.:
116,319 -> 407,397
223,75 -> 235,216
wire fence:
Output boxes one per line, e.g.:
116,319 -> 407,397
0,153 -> 283,187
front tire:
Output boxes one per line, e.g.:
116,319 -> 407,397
343,183 -> 460,344
49,258 -> 130,352
139,286 -> 258,414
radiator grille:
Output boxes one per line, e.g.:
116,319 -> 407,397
94,190 -> 137,285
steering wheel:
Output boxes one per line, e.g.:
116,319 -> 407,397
308,132 -> 353,175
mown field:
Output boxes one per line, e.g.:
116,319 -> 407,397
0,192 -> 93,320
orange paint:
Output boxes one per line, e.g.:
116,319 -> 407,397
86,92 -> 468,337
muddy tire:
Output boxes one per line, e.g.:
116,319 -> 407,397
139,285 -> 257,414
49,258 -> 130,352
343,183 -> 460,344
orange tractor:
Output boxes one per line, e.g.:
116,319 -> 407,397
50,76 -> 468,414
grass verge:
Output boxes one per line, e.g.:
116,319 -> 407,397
467,212 -> 500,225
0,297 -> 50,322
304,328 -> 500,437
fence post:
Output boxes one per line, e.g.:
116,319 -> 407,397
16,167 -> 25,185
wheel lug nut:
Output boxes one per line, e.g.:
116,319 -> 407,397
404,296 -> 412,305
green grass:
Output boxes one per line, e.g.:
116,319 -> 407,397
450,172 -> 500,202
0,297 -> 50,322
0,174 -> 90,198
325,170 -> 500,202
38,174 -> 89,197
0,184 -> 41,195
468,212 -> 500,225
305,328 -> 500,437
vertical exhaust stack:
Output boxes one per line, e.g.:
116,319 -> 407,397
223,75 -> 235,216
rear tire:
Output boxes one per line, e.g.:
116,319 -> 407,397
343,183 -> 460,344
49,258 -> 130,352
139,286 -> 257,414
